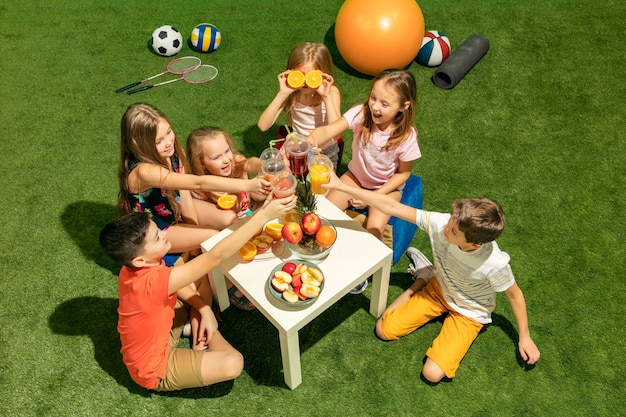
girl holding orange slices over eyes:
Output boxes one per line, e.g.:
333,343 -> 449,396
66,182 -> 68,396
257,42 -> 342,168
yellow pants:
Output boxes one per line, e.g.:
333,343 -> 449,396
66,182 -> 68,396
379,279 -> 483,378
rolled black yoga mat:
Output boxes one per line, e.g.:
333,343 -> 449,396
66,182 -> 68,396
432,34 -> 490,89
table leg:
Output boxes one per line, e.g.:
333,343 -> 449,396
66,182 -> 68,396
209,269 -> 230,312
369,261 -> 391,317
278,329 -> 302,390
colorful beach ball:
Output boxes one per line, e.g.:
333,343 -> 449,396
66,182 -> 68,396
415,30 -> 451,67
190,23 -> 221,53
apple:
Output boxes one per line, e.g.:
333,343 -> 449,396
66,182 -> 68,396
300,283 -> 321,298
271,270 -> 292,292
294,263 -> 308,275
282,289 -> 299,303
302,268 -> 323,286
252,234 -> 274,253
281,262 -> 297,275
282,221 -> 303,244
293,286 -> 308,301
291,272 -> 302,288
301,212 -> 322,235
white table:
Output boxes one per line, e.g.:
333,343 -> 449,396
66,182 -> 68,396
201,196 -> 392,389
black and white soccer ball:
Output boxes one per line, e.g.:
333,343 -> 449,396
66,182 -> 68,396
151,25 -> 183,57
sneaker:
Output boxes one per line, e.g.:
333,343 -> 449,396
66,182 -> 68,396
349,280 -> 368,295
405,247 -> 434,282
182,322 -> 192,338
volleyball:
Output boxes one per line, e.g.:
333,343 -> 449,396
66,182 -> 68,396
415,30 -> 451,67
190,23 -> 221,53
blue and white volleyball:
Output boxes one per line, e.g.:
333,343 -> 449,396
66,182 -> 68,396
190,23 -> 221,53
151,25 -> 183,57
415,30 -> 451,67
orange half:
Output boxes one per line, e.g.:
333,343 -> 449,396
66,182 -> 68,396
238,241 -> 257,262
264,223 -> 284,240
287,70 -> 305,89
305,70 -> 323,88
217,194 -> 236,209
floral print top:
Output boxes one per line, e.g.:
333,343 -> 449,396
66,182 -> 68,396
125,154 -> 181,230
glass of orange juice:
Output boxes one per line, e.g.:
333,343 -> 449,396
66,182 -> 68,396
272,172 -> 297,198
307,154 -> 333,194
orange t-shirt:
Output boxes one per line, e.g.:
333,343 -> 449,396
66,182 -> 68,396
117,260 -> 177,389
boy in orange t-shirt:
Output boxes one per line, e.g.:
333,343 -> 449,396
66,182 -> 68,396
99,195 -> 296,391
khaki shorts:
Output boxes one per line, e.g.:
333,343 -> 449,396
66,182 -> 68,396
379,279 -> 483,378
155,300 -> 206,391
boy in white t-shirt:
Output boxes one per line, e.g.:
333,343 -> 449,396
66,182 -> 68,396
323,174 -> 540,383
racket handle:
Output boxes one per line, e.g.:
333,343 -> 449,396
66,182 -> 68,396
126,85 -> 153,95
115,81 -> 141,93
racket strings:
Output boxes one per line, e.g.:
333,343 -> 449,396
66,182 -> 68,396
167,56 -> 201,74
183,65 -> 218,84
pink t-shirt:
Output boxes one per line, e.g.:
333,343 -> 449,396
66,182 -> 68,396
344,105 -> 421,189
117,260 -> 176,389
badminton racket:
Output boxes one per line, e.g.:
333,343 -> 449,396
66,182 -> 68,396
115,56 -> 201,93
126,64 -> 219,94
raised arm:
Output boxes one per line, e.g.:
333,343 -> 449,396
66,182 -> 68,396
322,172 -> 418,223
504,282 -> 540,365
167,195 -> 297,294
128,163 -> 272,196
309,116 -> 349,149
257,70 -> 295,132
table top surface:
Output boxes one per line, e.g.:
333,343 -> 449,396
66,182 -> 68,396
201,196 -> 393,333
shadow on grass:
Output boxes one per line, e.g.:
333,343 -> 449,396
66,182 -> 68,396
489,312 -> 538,371
48,296 -> 238,398
48,296 -> 147,396
60,201 -> 120,274
323,23 -> 372,79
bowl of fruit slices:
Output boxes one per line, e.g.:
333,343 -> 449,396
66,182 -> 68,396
267,260 -> 324,307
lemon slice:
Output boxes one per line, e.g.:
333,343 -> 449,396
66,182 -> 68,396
305,70 -> 323,88
287,70 -> 305,88
217,194 -> 236,209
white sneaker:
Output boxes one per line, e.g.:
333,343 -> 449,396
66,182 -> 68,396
405,247 -> 434,282
349,280 -> 368,295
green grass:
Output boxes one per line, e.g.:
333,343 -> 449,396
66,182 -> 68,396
1,0 -> 624,416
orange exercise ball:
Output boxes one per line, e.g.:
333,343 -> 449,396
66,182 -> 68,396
335,0 -> 425,76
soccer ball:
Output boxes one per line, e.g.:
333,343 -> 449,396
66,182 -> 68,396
151,25 -> 183,57
415,30 -> 451,67
190,23 -> 221,53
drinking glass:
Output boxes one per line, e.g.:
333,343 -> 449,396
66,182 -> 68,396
307,154 -> 333,194
284,134 -> 310,177
272,172 -> 297,198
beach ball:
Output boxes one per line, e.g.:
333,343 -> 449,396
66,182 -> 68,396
151,25 -> 183,57
190,23 -> 221,53
416,30 -> 451,67
335,0 -> 425,76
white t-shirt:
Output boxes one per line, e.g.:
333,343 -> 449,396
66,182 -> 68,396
291,101 -> 326,136
343,105 -> 421,189
416,210 -> 515,324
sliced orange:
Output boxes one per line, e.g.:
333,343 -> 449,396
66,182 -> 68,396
238,241 -> 257,262
287,70 -> 305,89
264,223 -> 284,240
217,194 -> 236,209
305,70 -> 323,88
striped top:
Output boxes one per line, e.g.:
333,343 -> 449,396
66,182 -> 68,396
416,210 -> 515,324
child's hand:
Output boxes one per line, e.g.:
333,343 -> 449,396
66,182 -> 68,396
278,70 -> 297,95
195,306 -> 218,350
519,336 -> 540,365
322,172 -> 342,191
262,194 -> 297,219
249,176 -> 272,196
348,197 -> 367,210
316,72 -> 334,98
